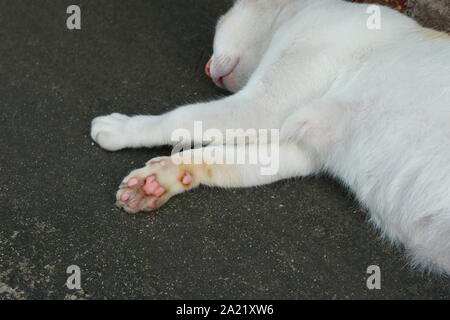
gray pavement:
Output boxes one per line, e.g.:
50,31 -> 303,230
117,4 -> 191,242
0,0 -> 449,299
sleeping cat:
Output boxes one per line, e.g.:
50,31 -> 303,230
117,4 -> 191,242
91,0 -> 450,274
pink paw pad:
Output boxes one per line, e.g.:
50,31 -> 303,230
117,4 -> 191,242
147,200 -> 158,210
143,176 -> 166,197
182,173 -> 193,186
129,200 -> 139,209
127,178 -> 139,187
120,192 -> 131,202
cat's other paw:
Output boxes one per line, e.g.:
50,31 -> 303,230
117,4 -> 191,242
116,157 -> 196,213
91,113 -> 133,151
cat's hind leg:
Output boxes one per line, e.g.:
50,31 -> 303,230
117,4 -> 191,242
116,143 -> 318,213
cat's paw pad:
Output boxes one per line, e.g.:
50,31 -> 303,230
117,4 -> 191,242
91,113 -> 132,151
116,157 -> 195,213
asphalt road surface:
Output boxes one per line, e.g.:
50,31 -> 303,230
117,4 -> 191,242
1,0 -> 449,299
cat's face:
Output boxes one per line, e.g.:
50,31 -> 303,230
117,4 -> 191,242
206,0 -> 290,92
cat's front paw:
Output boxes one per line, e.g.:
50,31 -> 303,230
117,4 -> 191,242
116,157 -> 196,213
91,113 -> 133,151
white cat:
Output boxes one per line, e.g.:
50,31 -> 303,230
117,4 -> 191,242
91,0 -> 450,275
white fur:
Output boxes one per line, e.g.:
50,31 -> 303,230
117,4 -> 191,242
91,0 -> 450,275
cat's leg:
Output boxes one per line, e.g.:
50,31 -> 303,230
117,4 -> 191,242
116,142 -> 318,213
91,43 -> 345,152
91,92 -> 282,151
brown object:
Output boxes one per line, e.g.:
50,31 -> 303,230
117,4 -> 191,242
406,0 -> 450,33
348,0 -> 408,12
347,0 -> 450,33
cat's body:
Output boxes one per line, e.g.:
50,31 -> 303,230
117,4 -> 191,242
91,0 -> 450,274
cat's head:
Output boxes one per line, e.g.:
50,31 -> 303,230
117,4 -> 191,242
205,0 -> 290,92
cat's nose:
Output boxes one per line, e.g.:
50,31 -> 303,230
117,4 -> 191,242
205,59 -> 212,78
206,56 -> 240,88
